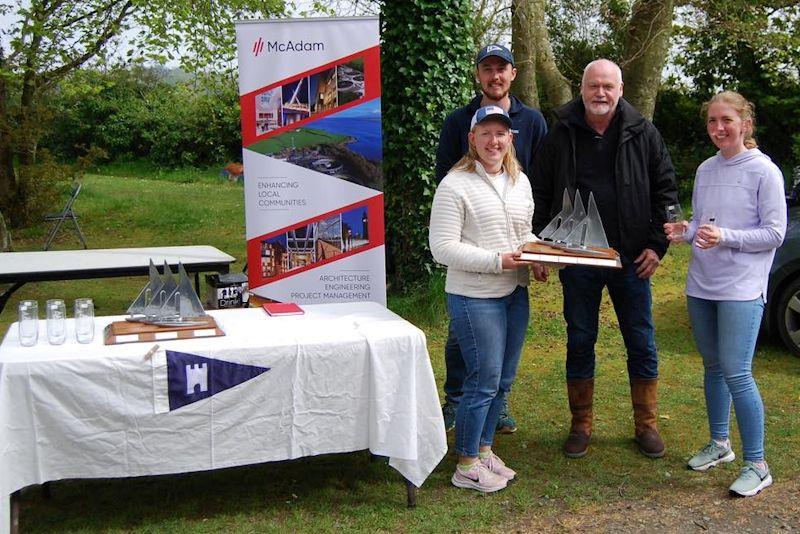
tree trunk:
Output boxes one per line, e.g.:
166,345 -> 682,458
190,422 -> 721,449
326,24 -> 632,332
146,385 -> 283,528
0,210 -> 10,252
622,0 -> 674,120
510,0 -> 539,109
19,32 -> 43,167
0,46 -> 16,214
530,0 -> 573,108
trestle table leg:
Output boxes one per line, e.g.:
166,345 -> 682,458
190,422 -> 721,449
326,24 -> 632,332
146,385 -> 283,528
10,490 -> 20,534
405,478 -> 417,509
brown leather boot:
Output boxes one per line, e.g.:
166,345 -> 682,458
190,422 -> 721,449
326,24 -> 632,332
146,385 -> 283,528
630,377 -> 665,458
564,378 -> 594,458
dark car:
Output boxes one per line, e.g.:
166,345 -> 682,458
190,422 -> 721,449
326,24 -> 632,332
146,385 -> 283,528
766,173 -> 800,356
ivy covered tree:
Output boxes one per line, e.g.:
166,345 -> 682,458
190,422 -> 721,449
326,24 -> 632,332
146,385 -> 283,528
380,0 -> 474,292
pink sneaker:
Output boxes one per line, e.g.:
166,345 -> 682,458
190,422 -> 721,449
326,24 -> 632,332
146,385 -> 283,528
451,462 -> 508,493
480,452 -> 516,480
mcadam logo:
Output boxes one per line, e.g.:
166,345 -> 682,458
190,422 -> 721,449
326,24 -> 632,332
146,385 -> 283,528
253,37 -> 265,56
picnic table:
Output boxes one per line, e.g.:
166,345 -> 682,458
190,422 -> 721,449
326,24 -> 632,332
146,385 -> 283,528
0,246 -> 236,313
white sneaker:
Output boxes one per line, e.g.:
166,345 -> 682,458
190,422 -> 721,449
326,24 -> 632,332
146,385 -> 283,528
451,462 -> 508,493
480,452 -> 516,480
729,461 -> 773,497
687,441 -> 735,471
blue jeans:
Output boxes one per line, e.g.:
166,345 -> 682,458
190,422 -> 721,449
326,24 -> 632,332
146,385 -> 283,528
687,296 -> 766,462
559,264 -> 658,380
445,318 -> 512,410
448,286 -> 529,457
443,321 -> 465,405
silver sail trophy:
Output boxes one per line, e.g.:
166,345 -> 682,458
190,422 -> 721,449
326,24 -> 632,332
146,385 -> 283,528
127,259 -> 162,316
542,190 -> 611,256
127,260 -> 208,326
141,261 -> 178,317
564,192 -> 609,249
538,189 -> 573,240
549,191 -> 586,243
160,262 -> 207,324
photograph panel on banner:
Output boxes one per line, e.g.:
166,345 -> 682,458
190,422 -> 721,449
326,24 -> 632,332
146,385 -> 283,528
235,17 -> 385,306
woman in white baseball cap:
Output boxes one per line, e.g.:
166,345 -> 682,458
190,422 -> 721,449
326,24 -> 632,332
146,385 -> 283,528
429,105 -> 536,493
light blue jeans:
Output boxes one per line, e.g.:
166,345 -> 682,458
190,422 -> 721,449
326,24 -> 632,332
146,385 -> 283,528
448,285 -> 529,457
687,296 -> 766,461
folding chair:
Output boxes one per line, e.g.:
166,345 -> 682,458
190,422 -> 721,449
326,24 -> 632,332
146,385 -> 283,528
43,181 -> 88,250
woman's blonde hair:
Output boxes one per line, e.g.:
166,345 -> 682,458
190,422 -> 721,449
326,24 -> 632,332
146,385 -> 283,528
701,91 -> 758,149
450,121 -> 521,181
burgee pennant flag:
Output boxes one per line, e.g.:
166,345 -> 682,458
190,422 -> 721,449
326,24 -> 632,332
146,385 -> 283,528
152,349 -> 270,413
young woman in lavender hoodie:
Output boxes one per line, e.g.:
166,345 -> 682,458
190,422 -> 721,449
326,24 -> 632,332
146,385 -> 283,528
664,91 -> 786,497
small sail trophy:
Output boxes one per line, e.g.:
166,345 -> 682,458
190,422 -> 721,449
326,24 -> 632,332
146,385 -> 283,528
127,260 -> 209,326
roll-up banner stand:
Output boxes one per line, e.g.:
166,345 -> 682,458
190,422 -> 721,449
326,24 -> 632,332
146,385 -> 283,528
235,17 -> 386,305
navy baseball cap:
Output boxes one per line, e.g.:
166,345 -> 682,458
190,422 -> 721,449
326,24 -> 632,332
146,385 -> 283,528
476,44 -> 514,67
470,105 -> 512,130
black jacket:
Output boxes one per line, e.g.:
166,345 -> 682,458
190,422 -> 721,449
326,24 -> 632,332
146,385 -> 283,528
532,97 -> 678,261
435,94 -> 548,183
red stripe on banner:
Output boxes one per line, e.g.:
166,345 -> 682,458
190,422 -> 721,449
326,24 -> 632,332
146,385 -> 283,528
363,46 -> 381,101
247,194 -> 385,290
241,46 -> 381,147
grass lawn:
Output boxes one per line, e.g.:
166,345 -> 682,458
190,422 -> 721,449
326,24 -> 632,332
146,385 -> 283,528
3,171 -> 799,532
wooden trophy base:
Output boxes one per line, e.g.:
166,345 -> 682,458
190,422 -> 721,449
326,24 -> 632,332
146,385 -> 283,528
520,241 -> 622,269
104,315 -> 225,345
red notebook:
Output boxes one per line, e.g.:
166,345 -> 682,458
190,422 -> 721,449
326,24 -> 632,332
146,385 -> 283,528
262,302 -> 305,316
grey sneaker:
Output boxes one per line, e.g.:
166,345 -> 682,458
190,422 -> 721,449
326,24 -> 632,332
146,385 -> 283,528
729,461 -> 773,497
451,461 -> 508,493
442,402 -> 456,433
688,441 -> 736,471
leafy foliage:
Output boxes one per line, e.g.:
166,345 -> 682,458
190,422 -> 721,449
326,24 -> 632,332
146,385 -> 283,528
5,148 -> 105,226
545,0 -> 628,89
380,0 -> 474,292
44,68 -> 242,167
0,0 -> 284,224
658,0 -> 800,196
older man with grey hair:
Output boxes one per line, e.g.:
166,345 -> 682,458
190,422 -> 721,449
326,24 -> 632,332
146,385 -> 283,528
532,59 -> 678,460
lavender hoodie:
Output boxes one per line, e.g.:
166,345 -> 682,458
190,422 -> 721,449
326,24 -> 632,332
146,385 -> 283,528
685,148 -> 787,302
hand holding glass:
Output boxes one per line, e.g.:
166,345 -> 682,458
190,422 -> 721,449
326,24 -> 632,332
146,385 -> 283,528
695,212 -> 719,249
74,298 -> 95,344
18,300 -> 39,347
46,299 -> 67,345
664,204 -> 685,242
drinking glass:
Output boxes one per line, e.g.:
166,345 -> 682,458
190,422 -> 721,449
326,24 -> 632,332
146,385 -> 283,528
46,299 -> 67,345
701,211 -> 718,225
18,300 -> 39,347
665,203 -> 684,240
695,211 -> 718,248
74,298 -> 95,344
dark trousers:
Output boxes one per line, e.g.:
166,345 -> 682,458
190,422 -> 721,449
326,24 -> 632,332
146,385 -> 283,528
559,264 -> 658,380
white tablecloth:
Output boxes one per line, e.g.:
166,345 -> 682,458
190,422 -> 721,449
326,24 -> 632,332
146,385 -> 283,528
0,303 -> 446,533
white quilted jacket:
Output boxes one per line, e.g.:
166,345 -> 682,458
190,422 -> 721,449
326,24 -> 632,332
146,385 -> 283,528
429,162 -> 536,298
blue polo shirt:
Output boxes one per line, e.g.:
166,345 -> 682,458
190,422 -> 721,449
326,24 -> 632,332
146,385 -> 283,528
434,94 -> 548,183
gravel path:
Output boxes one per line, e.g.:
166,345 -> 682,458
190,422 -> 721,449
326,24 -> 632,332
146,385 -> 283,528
509,477 -> 800,533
